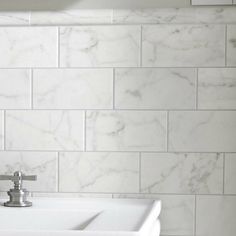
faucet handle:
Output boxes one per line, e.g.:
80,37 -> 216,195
22,175 -> 37,181
0,171 -> 37,186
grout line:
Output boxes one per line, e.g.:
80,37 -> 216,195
84,110 -> 87,151
1,108 -> 236,112
1,150 -> 236,154
225,24 -> 228,67
30,69 -> 34,109
0,110 -> 6,151
2,110 -> 5,150
57,27 -> 60,68
139,152 -> 141,193
57,152 -> 60,192
140,25 -> 143,67
166,111 -> 169,152
0,66 -> 235,70
194,195 -> 197,236
113,68 -> 115,110
196,68 -> 199,110
223,153 -> 226,194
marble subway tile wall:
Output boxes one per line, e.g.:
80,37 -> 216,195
0,6 -> 236,236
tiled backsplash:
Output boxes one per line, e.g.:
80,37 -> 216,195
0,7 -> 236,236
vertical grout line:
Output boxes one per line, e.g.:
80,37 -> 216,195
223,153 -> 226,194
196,68 -> 199,110
194,195 -> 197,236
140,25 -> 143,67
84,110 -> 87,151
139,152 -> 141,193
57,152 -> 60,192
166,111 -> 169,152
30,69 -> 33,109
57,27 -> 60,68
225,25 -> 228,67
3,110 -> 6,151
113,68 -> 115,110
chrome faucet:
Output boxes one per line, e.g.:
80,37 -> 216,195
0,171 -> 37,207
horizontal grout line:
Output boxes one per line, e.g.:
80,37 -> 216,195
2,109 -> 236,112
0,150 -> 236,154
0,66 -> 236,70
1,23 -> 236,28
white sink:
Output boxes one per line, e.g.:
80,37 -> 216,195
0,198 -> 161,236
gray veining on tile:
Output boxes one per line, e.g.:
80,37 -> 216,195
33,69 -> 113,109
6,110 -> 84,151
31,10 -> 112,25
224,153 -> 236,194
0,152 -> 58,192
196,196 -> 236,236
60,26 -> 140,67
86,111 -> 167,151
141,153 -> 223,194
113,7 -> 236,24
0,12 -> 29,25
198,68 -> 236,109
142,25 -> 225,67
0,111 -> 3,150
227,25 -> 236,66
0,69 -> 30,109
59,152 -> 139,193
115,68 -> 196,109
113,193 -> 194,236
0,27 -> 57,67
169,111 -> 236,152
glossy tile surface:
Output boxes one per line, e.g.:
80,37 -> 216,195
115,68 -> 196,109
86,111 -> 167,151
0,27 -> 57,67
6,110 -> 84,151
59,152 -> 139,193
33,69 -> 113,109
142,25 -> 225,67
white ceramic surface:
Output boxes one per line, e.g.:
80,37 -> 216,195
0,198 -> 161,236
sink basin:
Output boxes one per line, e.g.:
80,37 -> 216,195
0,198 -> 161,236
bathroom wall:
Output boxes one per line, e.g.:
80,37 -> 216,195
0,6 -> 236,236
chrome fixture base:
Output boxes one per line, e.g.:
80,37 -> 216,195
0,171 -> 37,207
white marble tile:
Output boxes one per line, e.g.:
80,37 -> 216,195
6,110 -> 84,151
141,153 -> 223,194
86,111 -> 167,151
31,10 -> 112,25
227,25 -> 236,66
198,68 -> 236,109
115,68 -> 196,109
113,194 -> 194,236
0,12 -> 29,25
0,69 -> 30,109
225,153 -> 236,194
60,26 -> 140,67
0,111 -> 3,150
169,111 -> 236,152
142,25 -> 225,67
0,27 -> 57,67
0,152 -> 58,192
113,7 -> 236,24
59,152 -> 139,193
196,196 -> 236,236
33,69 -> 113,109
